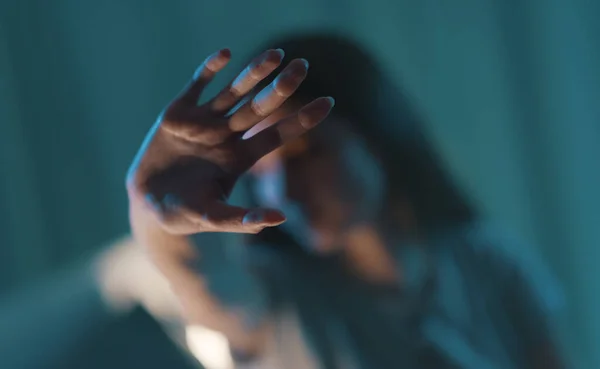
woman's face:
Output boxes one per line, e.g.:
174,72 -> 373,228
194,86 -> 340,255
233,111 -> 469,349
247,107 -> 386,254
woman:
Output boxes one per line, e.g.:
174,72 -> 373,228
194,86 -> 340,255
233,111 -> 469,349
127,31 -> 566,368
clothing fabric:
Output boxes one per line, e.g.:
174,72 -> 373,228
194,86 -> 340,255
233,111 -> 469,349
203,222 -> 563,369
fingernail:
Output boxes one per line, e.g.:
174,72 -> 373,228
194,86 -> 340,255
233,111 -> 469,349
219,48 -> 231,58
267,210 -> 287,225
243,210 -> 266,224
275,48 -> 285,58
243,209 -> 286,225
326,96 -> 336,107
300,58 -> 309,69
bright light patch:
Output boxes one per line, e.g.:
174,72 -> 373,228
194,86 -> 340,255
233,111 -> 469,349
185,325 -> 234,369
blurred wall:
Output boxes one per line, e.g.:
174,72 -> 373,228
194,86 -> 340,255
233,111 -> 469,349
0,0 -> 598,367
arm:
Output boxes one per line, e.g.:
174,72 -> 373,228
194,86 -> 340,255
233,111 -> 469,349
129,194 -> 271,356
125,46 -> 333,358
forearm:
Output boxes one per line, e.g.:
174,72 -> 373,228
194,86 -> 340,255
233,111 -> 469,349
128,195 -> 270,355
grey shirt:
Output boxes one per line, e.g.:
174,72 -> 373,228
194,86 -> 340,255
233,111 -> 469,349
196,222 -> 564,369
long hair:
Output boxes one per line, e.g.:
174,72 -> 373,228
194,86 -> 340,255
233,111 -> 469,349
247,30 -> 475,235
237,31 -> 476,368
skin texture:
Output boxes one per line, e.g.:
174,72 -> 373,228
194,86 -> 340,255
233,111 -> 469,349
127,47 -> 334,354
128,48 -> 335,235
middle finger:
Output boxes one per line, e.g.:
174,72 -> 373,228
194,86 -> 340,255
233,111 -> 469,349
227,58 -> 309,132
209,48 -> 285,113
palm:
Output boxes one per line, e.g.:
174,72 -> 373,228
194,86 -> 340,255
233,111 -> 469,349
127,48 -> 334,235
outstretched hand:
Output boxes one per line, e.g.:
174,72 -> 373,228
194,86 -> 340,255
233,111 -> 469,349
126,48 -> 334,235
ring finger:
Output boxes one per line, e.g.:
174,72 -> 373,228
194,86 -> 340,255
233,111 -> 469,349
227,58 -> 309,132
209,48 -> 285,113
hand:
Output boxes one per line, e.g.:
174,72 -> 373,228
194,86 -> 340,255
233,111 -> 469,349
126,48 -> 334,235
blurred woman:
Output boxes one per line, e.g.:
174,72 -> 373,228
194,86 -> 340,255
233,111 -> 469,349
127,31 -> 566,369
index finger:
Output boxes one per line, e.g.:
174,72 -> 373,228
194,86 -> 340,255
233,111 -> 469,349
241,96 -> 335,165
209,48 -> 285,113
176,48 -> 232,105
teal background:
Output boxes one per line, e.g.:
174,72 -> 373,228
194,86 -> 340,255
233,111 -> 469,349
0,0 -> 598,367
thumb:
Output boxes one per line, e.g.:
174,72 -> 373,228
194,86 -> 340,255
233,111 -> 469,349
204,202 -> 286,233
242,208 -> 287,228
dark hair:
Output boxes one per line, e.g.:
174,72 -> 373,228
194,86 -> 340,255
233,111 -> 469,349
249,30 -> 475,234
236,31 -> 477,368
